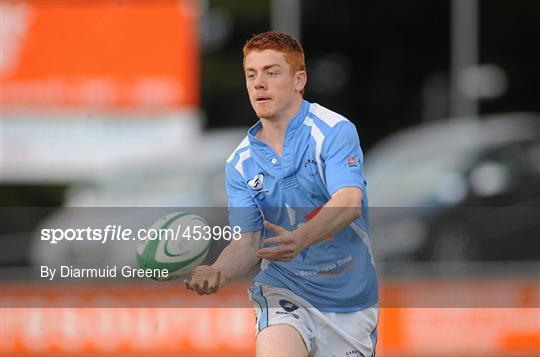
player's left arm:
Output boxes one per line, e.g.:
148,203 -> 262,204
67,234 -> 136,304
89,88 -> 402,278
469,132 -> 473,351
297,186 -> 362,245
257,187 -> 361,261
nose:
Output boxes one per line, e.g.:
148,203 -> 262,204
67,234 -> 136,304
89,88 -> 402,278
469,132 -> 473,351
254,73 -> 266,89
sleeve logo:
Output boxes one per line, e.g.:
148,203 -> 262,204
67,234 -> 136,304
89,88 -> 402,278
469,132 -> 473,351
348,156 -> 357,167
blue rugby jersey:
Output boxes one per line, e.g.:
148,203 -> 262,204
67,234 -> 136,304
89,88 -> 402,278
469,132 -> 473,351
225,100 -> 378,312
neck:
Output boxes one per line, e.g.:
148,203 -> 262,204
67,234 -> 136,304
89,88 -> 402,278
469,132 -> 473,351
257,97 -> 303,156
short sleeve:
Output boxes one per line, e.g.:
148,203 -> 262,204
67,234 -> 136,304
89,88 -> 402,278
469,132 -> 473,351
322,121 -> 367,196
225,163 -> 263,232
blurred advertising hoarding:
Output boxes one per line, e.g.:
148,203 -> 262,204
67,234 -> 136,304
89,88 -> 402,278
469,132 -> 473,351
1,1 -> 199,108
1,280 -> 539,356
1,1 -> 201,182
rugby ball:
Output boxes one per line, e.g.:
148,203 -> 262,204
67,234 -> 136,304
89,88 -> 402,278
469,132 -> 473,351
136,212 -> 210,280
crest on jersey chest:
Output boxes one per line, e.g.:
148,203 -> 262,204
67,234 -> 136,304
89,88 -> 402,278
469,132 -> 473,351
247,173 -> 264,191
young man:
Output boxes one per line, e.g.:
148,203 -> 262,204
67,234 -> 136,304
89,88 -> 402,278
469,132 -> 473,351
185,31 -> 378,357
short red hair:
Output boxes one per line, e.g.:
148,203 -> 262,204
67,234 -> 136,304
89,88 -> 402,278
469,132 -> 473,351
243,31 -> 306,74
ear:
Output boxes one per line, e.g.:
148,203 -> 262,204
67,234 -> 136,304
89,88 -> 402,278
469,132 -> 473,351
295,71 -> 307,93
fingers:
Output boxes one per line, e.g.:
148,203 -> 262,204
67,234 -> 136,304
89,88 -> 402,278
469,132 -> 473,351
257,252 -> 295,261
258,238 -> 296,255
262,236 -> 285,245
263,220 -> 286,234
257,246 -> 286,256
191,279 -> 205,295
184,270 -> 223,295
262,230 -> 298,247
184,279 -> 205,295
211,270 -> 222,292
257,245 -> 296,261
201,280 -> 209,295
257,227 -> 300,261
196,280 -> 205,295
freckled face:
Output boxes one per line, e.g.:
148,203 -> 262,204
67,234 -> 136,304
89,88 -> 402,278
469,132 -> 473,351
244,49 -> 304,121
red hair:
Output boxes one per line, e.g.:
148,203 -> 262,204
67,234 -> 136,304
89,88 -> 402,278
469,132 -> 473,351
243,31 -> 306,74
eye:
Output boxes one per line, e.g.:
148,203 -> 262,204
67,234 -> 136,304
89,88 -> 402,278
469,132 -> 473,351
267,71 -> 278,77
246,73 -> 256,80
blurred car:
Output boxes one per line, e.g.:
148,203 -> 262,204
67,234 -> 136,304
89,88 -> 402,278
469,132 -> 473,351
366,113 -> 540,263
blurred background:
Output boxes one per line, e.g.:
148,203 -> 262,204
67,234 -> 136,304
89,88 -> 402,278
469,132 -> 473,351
1,0 -> 539,356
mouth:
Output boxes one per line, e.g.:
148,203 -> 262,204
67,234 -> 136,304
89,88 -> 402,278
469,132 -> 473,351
255,96 -> 271,103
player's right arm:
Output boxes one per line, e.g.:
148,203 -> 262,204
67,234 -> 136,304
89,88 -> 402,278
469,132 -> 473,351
185,149 -> 263,295
184,230 -> 261,295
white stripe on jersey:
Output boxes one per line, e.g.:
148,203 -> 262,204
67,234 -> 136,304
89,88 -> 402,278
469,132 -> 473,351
234,149 -> 251,177
226,135 -> 250,163
309,103 -> 346,128
350,222 -> 375,266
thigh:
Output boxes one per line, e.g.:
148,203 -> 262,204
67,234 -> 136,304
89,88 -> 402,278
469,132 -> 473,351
248,283 -> 315,354
256,324 -> 308,357
332,305 -> 378,341
312,305 -> 379,357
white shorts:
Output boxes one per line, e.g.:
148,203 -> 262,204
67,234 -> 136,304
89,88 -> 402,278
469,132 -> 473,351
248,283 -> 378,357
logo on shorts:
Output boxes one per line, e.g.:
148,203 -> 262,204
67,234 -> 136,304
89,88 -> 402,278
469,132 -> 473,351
279,299 -> 299,312
347,156 -> 357,167
276,311 -> 299,319
248,173 -> 264,191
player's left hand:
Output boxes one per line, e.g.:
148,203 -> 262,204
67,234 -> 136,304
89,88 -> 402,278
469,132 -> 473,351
256,221 -> 305,261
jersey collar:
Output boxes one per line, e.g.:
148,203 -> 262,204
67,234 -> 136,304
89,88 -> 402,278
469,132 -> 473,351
247,100 -> 310,151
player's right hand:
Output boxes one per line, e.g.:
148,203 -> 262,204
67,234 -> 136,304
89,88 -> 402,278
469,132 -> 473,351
183,265 -> 225,295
